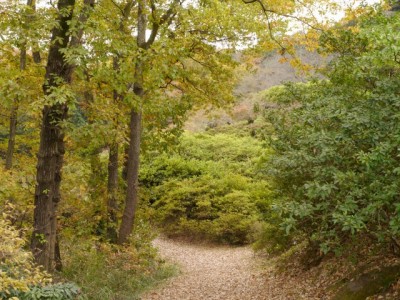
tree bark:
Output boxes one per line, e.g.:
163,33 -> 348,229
118,110 -> 142,244
117,0 -> 179,244
31,0 -> 76,272
26,0 -> 42,63
105,55 -> 123,243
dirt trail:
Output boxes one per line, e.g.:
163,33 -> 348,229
142,237 -> 271,300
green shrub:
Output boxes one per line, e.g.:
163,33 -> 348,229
252,222 -> 293,254
141,132 -> 272,245
152,171 -> 269,244
140,154 -> 206,188
0,212 -> 86,300
263,12 -> 400,254
20,283 -> 83,300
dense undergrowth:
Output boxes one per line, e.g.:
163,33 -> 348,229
0,141 -> 175,299
260,11 -> 400,257
140,132 -> 273,245
61,220 -> 176,300
0,208 -> 174,300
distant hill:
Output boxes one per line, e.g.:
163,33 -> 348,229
184,48 -> 329,132
235,47 -> 328,95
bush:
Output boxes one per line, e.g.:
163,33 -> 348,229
61,218 -> 175,300
0,212 -> 85,300
20,283 -> 83,300
0,213 -> 51,299
153,174 -> 266,244
263,12 -> 400,254
141,132 -> 272,245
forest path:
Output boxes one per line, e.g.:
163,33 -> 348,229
141,237 -> 271,300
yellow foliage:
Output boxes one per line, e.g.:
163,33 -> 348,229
0,214 -> 51,298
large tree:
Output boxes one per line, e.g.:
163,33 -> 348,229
75,0 -> 265,244
112,0 -> 267,244
31,0 -> 94,272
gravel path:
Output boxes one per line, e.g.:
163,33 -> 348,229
142,237 -> 270,300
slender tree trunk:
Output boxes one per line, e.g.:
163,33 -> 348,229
122,144 -> 129,181
116,0 -> 178,243
104,55 -> 124,243
118,110 -> 142,244
33,51 -> 41,64
106,142 -> 119,243
5,21 -> 29,169
5,104 -> 18,170
117,0 -> 147,244
31,0 -> 76,272
26,0 -> 42,63
6,0 -> 42,170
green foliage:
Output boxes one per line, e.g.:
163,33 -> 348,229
179,133 -> 263,166
263,12 -> 400,253
0,211 -> 85,300
0,165 -> 36,227
252,220 -> 293,255
20,283 -> 83,300
153,174 -> 263,244
141,132 -> 271,245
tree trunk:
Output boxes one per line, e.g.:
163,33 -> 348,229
5,24 -> 29,169
26,0 -> 42,63
31,0 -> 76,272
31,0 -> 94,272
104,55 -> 124,243
6,0 -> 43,170
117,0 -> 146,245
106,142 -> 119,243
54,234 -> 63,271
118,110 -> 142,244
122,144 -> 129,181
5,104 -> 18,170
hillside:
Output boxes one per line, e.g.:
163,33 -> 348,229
185,47 -> 329,132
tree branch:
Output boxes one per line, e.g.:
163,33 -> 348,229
123,0 -> 136,18
243,0 -> 324,53
110,0 -> 125,16
145,0 -> 181,48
